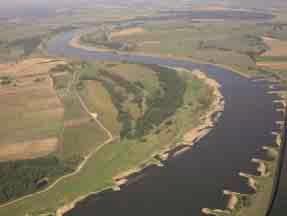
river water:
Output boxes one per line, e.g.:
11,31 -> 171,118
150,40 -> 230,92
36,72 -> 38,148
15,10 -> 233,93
46,31 -> 282,216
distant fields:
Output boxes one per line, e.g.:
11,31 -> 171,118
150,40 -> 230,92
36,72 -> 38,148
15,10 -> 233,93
78,20 -> 287,78
0,61 -> 217,216
79,22 -> 265,75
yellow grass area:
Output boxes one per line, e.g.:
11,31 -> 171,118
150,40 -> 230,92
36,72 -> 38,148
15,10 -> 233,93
110,27 -> 145,38
262,36 -> 287,56
0,138 -> 58,161
257,62 -> 287,70
0,58 -> 67,161
81,80 -> 120,135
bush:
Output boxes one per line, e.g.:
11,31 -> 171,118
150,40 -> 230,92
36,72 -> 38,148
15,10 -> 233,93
0,76 -> 14,85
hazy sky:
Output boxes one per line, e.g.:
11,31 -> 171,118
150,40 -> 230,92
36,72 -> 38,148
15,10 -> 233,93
0,0 -> 110,10
0,0 -> 163,18
0,0 -> 96,18
0,0 -> 84,7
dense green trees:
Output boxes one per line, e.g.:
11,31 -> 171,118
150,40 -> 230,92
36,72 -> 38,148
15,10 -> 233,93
0,156 -> 76,204
135,65 -> 186,137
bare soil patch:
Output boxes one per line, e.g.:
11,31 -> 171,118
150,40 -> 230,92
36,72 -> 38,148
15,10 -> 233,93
262,36 -> 287,56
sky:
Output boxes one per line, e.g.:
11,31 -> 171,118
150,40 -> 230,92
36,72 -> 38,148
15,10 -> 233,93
0,0 -> 91,18
0,0 -> 167,18
0,0 -> 285,15
0,0 -> 88,8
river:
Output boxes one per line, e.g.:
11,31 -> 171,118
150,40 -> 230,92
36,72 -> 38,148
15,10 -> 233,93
46,31 -> 282,216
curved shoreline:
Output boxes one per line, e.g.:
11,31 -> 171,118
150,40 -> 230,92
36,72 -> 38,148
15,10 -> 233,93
69,31 -> 251,78
56,67 -> 225,216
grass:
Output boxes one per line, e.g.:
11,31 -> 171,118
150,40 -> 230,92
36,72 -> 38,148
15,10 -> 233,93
0,62 -> 216,216
60,121 -> 108,159
79,80 -> 120,136
61,92 -> 87,121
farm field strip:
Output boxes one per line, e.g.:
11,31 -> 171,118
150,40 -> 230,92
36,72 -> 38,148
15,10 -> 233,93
0,65 -> 114,209
0,58 -> 66,160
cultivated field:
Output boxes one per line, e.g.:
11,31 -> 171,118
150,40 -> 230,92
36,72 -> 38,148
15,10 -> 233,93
0,58 -> 66,161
